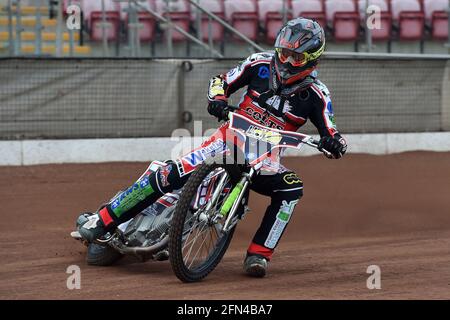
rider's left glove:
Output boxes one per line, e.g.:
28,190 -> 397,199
318,135 -> 347,159
208,99 -> 230,122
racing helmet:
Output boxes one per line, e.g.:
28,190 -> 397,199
273,17 -> 325,86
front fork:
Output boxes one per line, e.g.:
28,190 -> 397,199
219,167 -> 255,233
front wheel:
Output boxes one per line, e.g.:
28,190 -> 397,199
168,161 -> 241,282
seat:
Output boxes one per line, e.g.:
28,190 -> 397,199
291,0 -> 326,28
391,0 -> 424,41
431,11 -> 449,41
129,12 -> 156,42
80,0 -> 120,42
89,11 -> 120,41
358,0 -> 392,41
121,0 -> 156,42
82,0 -> 120,23
424,0 -> 449,41
156,0 -> 191,42
190,0 -> 225,42
326,0 -> 360,42
259,0 -> 291,43
224,0 -> 259,41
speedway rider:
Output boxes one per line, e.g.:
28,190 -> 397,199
77,18 -> 347,278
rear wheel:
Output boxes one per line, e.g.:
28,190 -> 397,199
169,162 -> 241,282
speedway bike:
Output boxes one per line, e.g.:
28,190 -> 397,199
71,108 -> 329,275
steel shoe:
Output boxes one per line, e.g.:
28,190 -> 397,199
77,212 -> 107,243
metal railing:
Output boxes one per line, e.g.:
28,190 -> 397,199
187,0 -> 264,52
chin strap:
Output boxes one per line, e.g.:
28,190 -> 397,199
269,59 -> 315,98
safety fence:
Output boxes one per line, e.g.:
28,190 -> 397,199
0,53 -> 449,140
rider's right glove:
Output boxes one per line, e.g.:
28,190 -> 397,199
207,100 -> 230,122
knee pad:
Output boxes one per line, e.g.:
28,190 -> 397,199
155,160 -> 185,192
275,172 -> 303,200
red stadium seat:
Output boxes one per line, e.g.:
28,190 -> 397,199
89,11 -> 120,41
333,11 -> 360,41
121,1 -> 156,42
424,0 -> 449,41
371,11 -> 392,41
391,0 -> 425,41
326,0 -> 360,42
431,11 -> 449,41
131,12 -> 156,42
291,0 -> 326,28
225,0 -> 259,41
259,0 -> 292,43
82,0 -> 120,24
156,0 -> 191,42
190,0 -> 225,42
265,11 -> 293,44
78,0 -> 120,42
398,11 -> 425,40
165,12 -> 191,41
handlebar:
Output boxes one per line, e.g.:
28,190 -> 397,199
226,106 -> 333,158
304,139 -> 333,158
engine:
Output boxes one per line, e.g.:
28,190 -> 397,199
122,193 -> 179,247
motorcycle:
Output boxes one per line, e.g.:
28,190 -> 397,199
71,109 -> 329,279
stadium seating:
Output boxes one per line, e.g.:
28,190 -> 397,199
190,0 -> 225,42
224,0 -> 259,41
258,0 -> 291,43
291,0 -> 326,28
423,0 -> 449,41
391,0 -> 425,41
3,0 -> 450,57
0,1 -> 91,56
325,0 -> 360,42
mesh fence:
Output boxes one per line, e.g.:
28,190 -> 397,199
0,56 -> 449,140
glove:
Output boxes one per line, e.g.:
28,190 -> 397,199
318,135 -> 347,159
207,99 -> 229,122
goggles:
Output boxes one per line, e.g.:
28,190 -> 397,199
276,48 -> 308,67
275,42 -> 325,67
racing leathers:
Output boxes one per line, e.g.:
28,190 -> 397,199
92,52 -> 346,262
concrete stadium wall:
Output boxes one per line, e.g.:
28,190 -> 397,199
2,132 -> 450,166
0,55 -> 449,140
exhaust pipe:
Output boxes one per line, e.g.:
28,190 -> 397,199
109,236 -> 169,259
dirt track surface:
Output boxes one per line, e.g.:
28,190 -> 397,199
1,152 -> 450,300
